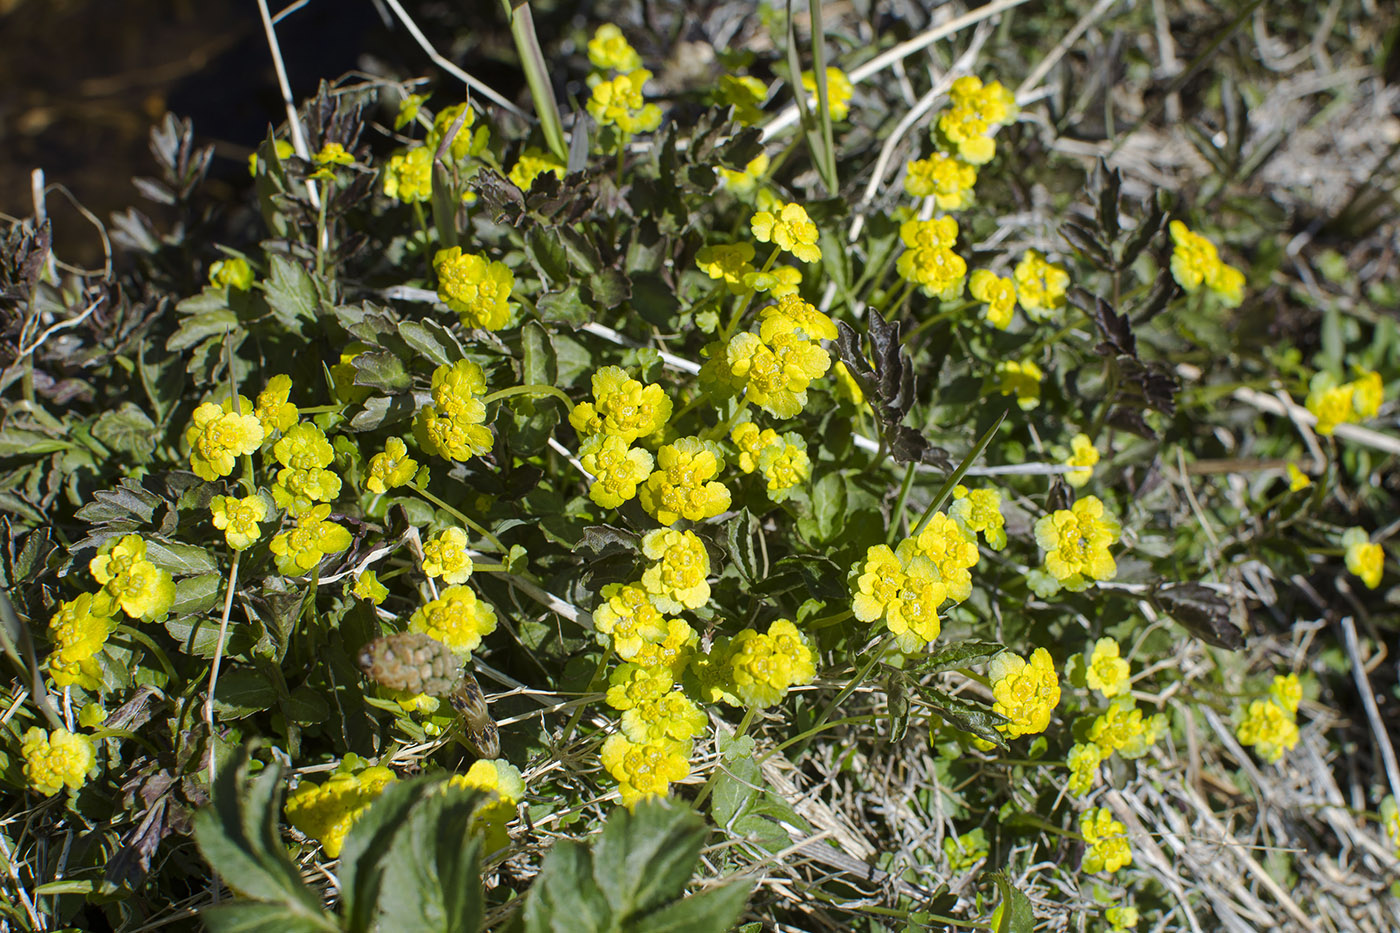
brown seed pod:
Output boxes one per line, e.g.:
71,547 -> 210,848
358,631 -> 462,697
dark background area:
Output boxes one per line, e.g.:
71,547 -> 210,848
0,0 -> 531,266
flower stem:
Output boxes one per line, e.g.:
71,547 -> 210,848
795,633 -> 892,757
692,704 -> 758,810
718,250 -> 778,343
886,461 -> 918,545
482,384 -> 573,408
704,395 -> 750,442
414,486 -> 506,553
559,648 -> 612,745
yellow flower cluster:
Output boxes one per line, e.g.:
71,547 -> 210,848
751,202 -> 823,264
383,145 -> 433,203
580,435 -> 654,508
935,76 -> 1017,165
587,69 -> 662,135
696,242 -> 756,294
1090,697 -> 1168,761
269,504 -> 352,576
571,366 -> 673,442
989,647 -> 1061,739
90,535 -> 176,622
725,327 -> 831,418
1063,433 -> 1100,488
587,24 -> 641,73
21,727 -> 96,796
1305,369 -> 1383,436
1085,637 -> 1130,699
715,75 -> 768,126
994,359 -> 1043,410
209,257 -> 253,291
1106,906 -> 1140,931
1013,249 -> 1070,320
1033,496 -> 1121,592
284,758 -> 397,858
429,103 -> 489,163
639,437 -> 731,525
185,400 -> 264,481
601,734 -> 693,809
757,432 -> 810,502
1338,526 -> 1383,585
1168,221 -> 1244,307
272,422 -> 341,516
415,360 -> 494,462
433,247 -> 515,331
895,216 -> 966,297
422,527 -> 474,584
949,485 -> 1006,550
1236,672 -> 1301,764
594,582 -> 672,659
800,66 -> 854,121
1381,796 -> 1400,854
905,152 -> 978,211
47,593 -> 115,690
1079,807 -> 1132,874
705,619 -> 817,709
969,269 -> 1016,329
254,375 -> 299,437
210,494 -> 267,551
640,529 -> 711,612
408,584 -> 498,657
508,147 -> 566,190
1065,742 -> 1103,796
449,758 -> 524,855
365,437 -> 419,494
849,506 -> 990,655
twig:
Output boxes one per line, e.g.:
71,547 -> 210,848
1015,0 -> 1121,98
379,0 -> 527,119
761,0 -> 1034,142
255,0 -> 322,213
0,832 -> 44,931
1339,615 -> 1400,808
205,552 -> 241,787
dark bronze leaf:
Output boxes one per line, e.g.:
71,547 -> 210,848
1151,582 -> 1245,650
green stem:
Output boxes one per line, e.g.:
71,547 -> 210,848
693,704 -> 758,809
807,608 -> 853,629
886,461 -> 917,545
89,727 -> 162,757
482,384 -> 573,407
114,625 -> 178,686
559,648 -> 612,745
415,487 -> 506,553
911,409 -> 1008,536
795,633 -> 892,756
903,299 -> 976,344
704,396 -> 750,442
957,667 -> 992,689
759,714 -> 873,762
718,251 -> 778,343
502,0 -> 567,162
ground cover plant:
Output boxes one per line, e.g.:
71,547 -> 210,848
3,0 -> 1400,930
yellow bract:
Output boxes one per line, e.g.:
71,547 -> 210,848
905,153 -> 977,210
1033,496 -> 1121,591
1013,249 -> 1069,319
801,66 -> 854,121
639,437 -> 731,525
434,247 -> 515,331
285,759 -> 397,858
989,647 -> 1061,738
409,584 -> 498,657
751,202 -> 823,264
21,727 -> 96,796
1079,807 -> 1131,874
587,69 -> 661,135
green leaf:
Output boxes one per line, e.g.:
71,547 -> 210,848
630,881 -> 751,933
172,572 -> 223,617
145,540 -> 218,576
536,285 -> 591,327
352,350 -> 412,393
587,269 -> 632,310
192,744 -> 330,920
591,799 -> 707,920
0,428 -> 71,458
522,840 -> 614,933
348,394 -> 419,432
724,509 -> 762,586
919,686 -> 1008,749
711,755 -> 761,828
285,687 -> 330,726
264,255 -> 319,331
910,641 -> 1008,676
202,903 -> 338,933
168,308 -> 240,351
211,669 -> 279,719
809,472 -> 846,542
92,402 -> 158,461
989,871 -> 1035,933
340,776 -> 488,933
521,321 -> 558,391
75,481 -> 162,524
526,227 -> 571,286
399,320 -> 464,367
